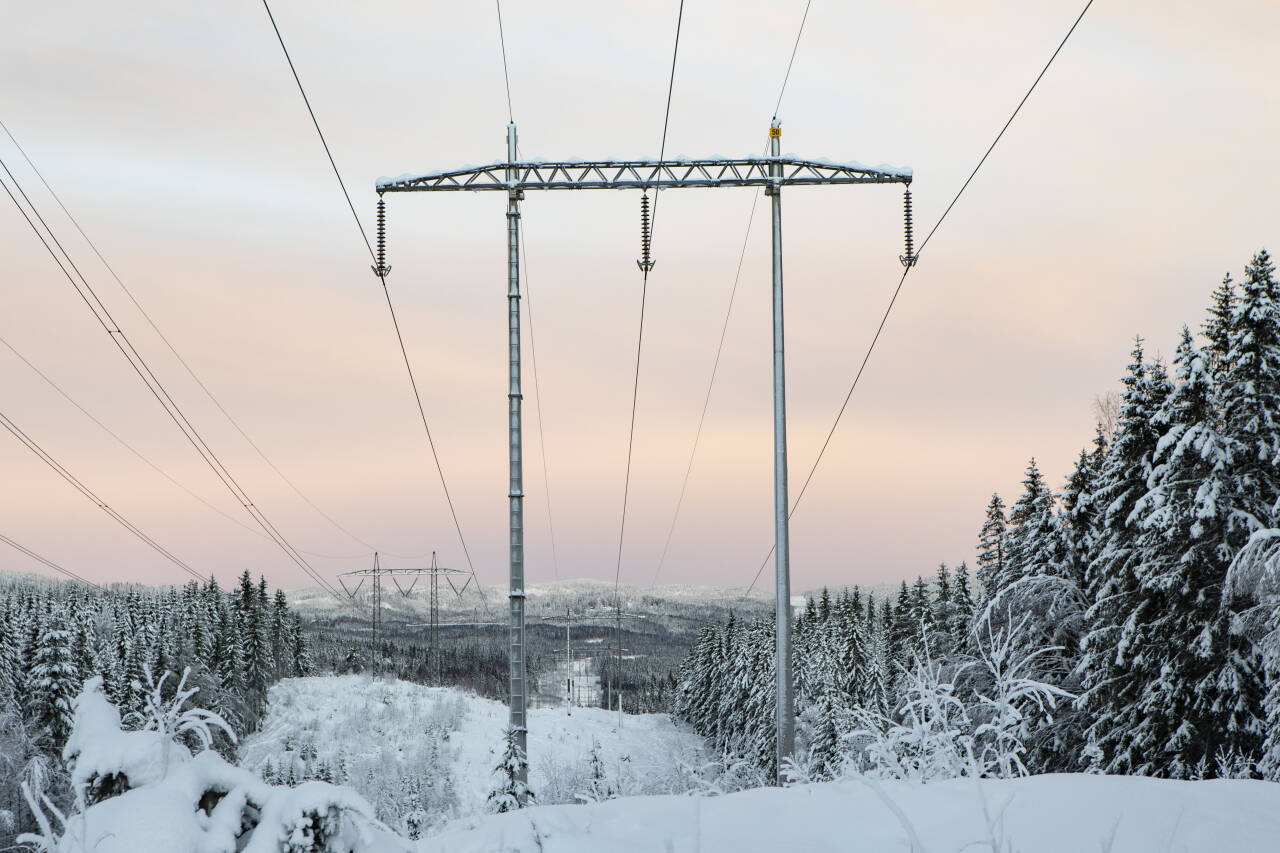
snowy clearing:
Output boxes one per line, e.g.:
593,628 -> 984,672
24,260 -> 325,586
238,676 -> 708,834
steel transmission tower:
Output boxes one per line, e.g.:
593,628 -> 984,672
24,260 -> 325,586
338,553 -> 468,680
377,122 -> 911,785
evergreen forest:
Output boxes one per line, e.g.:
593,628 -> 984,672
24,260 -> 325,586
0,570 -> 310,843
674,250 -> 1280,783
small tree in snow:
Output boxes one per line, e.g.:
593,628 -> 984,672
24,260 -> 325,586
486,729 -> 534,813
579,738 -> 614,802
125,666 -> 235,775
971,616 -> 1074,778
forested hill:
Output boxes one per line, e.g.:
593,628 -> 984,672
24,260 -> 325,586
295,578 -> 776,714
0,570 -> 310,844
676,249 -> 1280,783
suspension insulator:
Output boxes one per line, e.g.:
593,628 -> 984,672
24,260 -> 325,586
899,187 -> 917,268
372,196 -> 391,278
636,191 -> 655,273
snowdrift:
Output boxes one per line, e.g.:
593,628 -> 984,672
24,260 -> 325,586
418,773 -> 1280,853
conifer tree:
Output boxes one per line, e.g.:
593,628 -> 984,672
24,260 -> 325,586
290,617 -> 312,677
27,616 -> 77,752
1203,274 -> 1237,381
487,728 -> 534,812
1080,341 -> 1173,765
808,693 -> 842,781
1222,250 -> 1280,538
976,493 -> 1008,602
1000,459 -> 1061,590
1113,329 -> 1265,775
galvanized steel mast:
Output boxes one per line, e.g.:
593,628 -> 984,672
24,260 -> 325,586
505,121 -> 528,792
766,119 -> 794,780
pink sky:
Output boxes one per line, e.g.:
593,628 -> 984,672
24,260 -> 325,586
1,0 -> 1277,593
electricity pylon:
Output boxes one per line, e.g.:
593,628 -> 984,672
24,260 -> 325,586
338,552 -> 468,678
377,122 -> 912,786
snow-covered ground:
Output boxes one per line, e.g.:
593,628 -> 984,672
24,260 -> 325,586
41,676 -> 1280,853
236,677 -> 1280,853
419,773 -> 1280,853
238,676 -> 708,834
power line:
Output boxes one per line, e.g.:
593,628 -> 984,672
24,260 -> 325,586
650,189 -> 763,587
374,279 -> 486,604
613,0 -> 685,598
257,0 -> 485,600
0,405 -> 206,584
744,0 -> 1096,596
0,330 -> 368,563
645,0 -> 686,234
0,123 -> 399,562
519,226 -> 561,579
495,0 -> 515,123
258,0 -> 373,261
917,0 -> 1094,259
0,332 -> 265,543
773,0 -> 813,119
0,532 -> 104,591
0,159 -> 344,601
652,1 -> 812,586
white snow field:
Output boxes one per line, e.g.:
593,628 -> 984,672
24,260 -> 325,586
42,677 -> 1280,853
419,774 -> 1280,853
237,675 -> 709,831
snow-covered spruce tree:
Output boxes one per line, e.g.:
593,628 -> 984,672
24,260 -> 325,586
950,562 -> 975,642
929,564 -> 958,660
487,728 -> 535,812
291,617 -> 313,677
1221,250 -> 1280,537
976,493 -> 1008,605
1203,273 -> 1237,383
1112,329 -> 1264,776
1078,340 -> 1172,772
860,599 -> 893,720
27,614 -> 78,755
583,737 -> 615,801
1226,530 -> 1280,778
998,459 -> 1063,592
1061,426 -> 1108,586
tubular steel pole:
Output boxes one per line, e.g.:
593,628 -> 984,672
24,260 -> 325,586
768,118 -> 794,781
506,121 -> 529,794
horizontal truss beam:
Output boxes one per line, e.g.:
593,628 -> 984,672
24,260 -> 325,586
337,567 -> 467,577
377,157 -> 911,193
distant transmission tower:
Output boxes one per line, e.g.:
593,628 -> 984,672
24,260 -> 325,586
339,552 -> 468,678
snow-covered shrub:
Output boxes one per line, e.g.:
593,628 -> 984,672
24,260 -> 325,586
679,755 -> 768,796
850,654 -> 978,782
17,779 -> 81,853
970,619 -> 1074,779
848,624 -> 1073,782
122,666 -> 236,778
533,750 -> 589,805
26,676 -> 409,853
